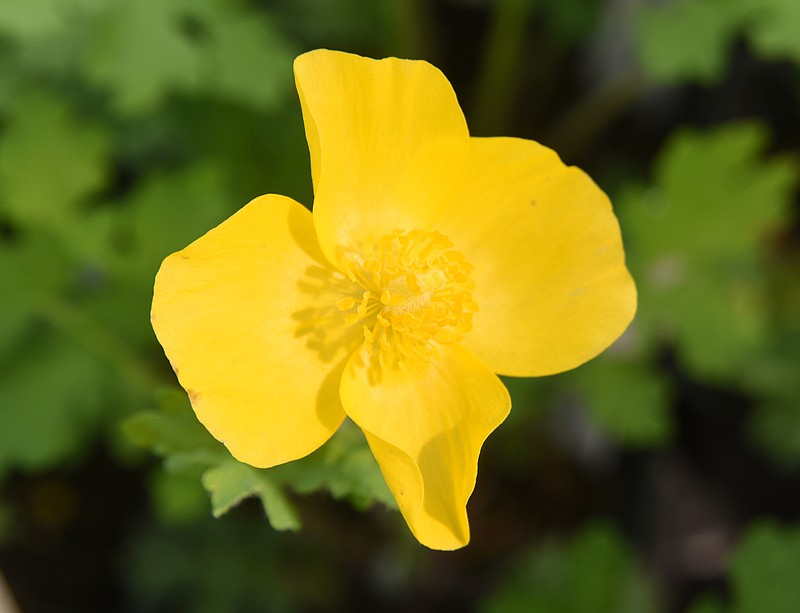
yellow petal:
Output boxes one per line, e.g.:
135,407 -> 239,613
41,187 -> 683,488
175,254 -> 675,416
433,137 -> 637,377
151,194 -> 354,468
294,49 -> 470,266
339,344 -> 511,550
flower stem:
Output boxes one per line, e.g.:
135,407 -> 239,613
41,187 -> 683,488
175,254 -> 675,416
470,0 -> 534,136
389,0 -> 437,61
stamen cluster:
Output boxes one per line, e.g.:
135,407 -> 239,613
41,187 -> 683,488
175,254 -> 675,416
337,229 -> 477,371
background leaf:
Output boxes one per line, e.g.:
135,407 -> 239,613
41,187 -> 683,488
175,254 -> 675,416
481,522 -> 659,613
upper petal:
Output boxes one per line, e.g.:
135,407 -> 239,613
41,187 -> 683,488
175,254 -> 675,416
151,194 -> 353,468
294,49 -> 470,266
433,137 -> 637,377
339,344 -> 511,550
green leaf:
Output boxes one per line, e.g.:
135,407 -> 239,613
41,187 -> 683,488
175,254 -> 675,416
0,91 -> 110,228
660,271 -> 768,380
688,595 -> 727,613
540,0 -> 600,42
121,517 -> 293,613
122,388 -> 223,463
185,3 -> 295,111
0,0 -> 102,40
124,390 -> 298,526
0,0 -> 63,39
0,234 -> 70,359
621,123 -> 798,379
481,522 -> 659,613
125,392 -> 395,531
743,0 -> 800,64
750,398 -> 800,470
276,421 -> 396,511
0,334 -> 104,476
744,325 -> 800,467
148,470 -> 209,525
201,460 -> 301,532
728,520 -> 800,613
636,0 -> 750,84
625,123 -> 795,264
81,0 -> 202,114
78,0 -> 295,114
115,163 -> 230,284
573,359 -> 673,447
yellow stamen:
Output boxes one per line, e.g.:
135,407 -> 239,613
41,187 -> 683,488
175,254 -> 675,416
338,229 -> 477,377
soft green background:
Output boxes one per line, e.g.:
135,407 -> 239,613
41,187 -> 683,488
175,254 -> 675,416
1,0 -> 799,611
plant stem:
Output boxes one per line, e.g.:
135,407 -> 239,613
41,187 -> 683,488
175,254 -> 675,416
471,0 -> 534,136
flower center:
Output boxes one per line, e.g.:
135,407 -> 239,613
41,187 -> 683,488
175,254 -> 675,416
337,229 -> 477,371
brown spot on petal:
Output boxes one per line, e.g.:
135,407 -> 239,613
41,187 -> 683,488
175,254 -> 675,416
187,389 -> 201,403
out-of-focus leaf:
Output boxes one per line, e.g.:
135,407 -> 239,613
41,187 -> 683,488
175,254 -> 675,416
651,264 -> 768,379
0,0 -> 63,39
178,102 -> 312,207
728,520 -> 800,613
185,3 -> 295,111
0,232 -> 75,360
116,164 -> 230,283
273,0 -> 392,50
751,399 -> 800,469
572,359 -> 673,446
0,0 -> 103,82
742,0 -> 800,63
621,123 -> 798,379
636,0 -> 800,82
201,461 -> 301,532
636,0 -> 749,84
0,298 -> 29,361
688,595 -> 726,613
0,233 -> 73,299
81,0 -> 201,113
746,328 -> 800,467
540,0 -> 600,42
148,470 -> 208,525
0,0 -> 102,40
0,335 -> 104,477
626,124 -> 795,264
0,92 -> 110,228
480,522 -> 658,613
122,518 -> 298,613
122,388 -> 223,463
79,0 -> 294,114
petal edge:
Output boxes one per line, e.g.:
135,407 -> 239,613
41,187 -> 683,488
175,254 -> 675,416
340,343 -> 511,550
151,194 -> 350,468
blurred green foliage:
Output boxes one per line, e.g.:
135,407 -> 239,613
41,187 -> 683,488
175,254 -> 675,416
637,0 -> 800,83
1,0 -> 800,611
124,389 -> 393,532
689,521 -> 800,613
481,522 -> 659,613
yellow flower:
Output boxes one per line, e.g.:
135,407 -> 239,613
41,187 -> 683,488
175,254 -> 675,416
151,50 -> 636,550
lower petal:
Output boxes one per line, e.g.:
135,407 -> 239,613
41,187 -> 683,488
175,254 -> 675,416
152,194 -> 355,468
339,344 -> 511,550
